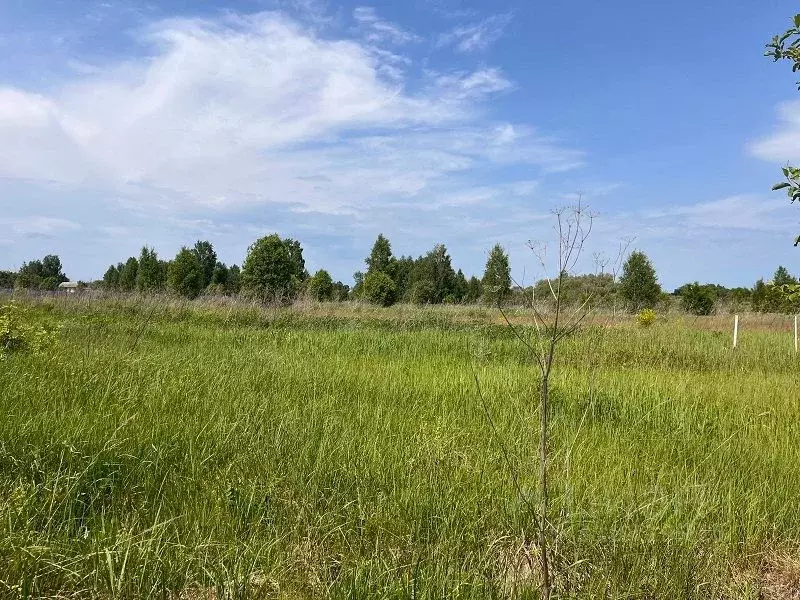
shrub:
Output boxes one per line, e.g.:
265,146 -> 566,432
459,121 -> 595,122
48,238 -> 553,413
680,283 -> 715,315
636,308 -> 657,328
362,271 -> 397,307
307,269 -> 334,302
0,303 -> 59,358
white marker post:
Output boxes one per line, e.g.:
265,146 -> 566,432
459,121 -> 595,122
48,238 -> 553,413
795,315 -> 798,354
733,314 -> 739,349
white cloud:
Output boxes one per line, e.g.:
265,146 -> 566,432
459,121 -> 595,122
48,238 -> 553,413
0,10 -> 580,219
749,100 -> 800,163
353,7 -> 421,45
437,14 -> 512,53
0,216 -> 81,236
640,195 -> 792,232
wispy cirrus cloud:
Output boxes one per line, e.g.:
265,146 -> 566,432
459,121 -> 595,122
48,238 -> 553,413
353,6 -> 421,45
0,216 -> 81,237
437,13 -> 512,53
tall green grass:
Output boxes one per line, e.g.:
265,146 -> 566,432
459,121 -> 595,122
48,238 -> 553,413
0,297 -> 798,598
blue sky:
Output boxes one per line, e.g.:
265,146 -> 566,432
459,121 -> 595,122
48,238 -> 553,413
1,0 -> 799,289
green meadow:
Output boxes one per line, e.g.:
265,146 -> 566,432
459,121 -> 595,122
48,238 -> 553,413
1,297 -> 799,599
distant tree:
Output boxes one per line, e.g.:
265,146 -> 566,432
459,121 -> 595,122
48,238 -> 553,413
352,271 -> 365,298
392,256 -> 415,300
136,246 -> 163,292
285,239 -> 308,281
533,272 -> 617,308
331,281 -> 350,301
168,247 -> 204,299
0,270 -> 16,289
241,234 -> 306,302
307,269 -> 334,301
227,264 -> 241,295
119,257 -> 139,291
366,234 -> 395,276
619,251 -> 661,311
482,244 -> 511,305
16,256 -> 67,290
465,276 -> 483,303
453,269 -> 469,303
362,271 -> 397,307
103,265 -> 120,289
408,244 -> 456,304
193,241 -> 218,288
16,260 -> 43,289
41,255 -> 67,283
752,278 -> 769,312
754,266 -> 800,313
679,282 -> 716,315
211,262 -> 229,288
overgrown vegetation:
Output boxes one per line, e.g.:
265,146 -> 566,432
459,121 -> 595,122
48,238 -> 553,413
0,302 -> 59,357
1,297 -> 799,598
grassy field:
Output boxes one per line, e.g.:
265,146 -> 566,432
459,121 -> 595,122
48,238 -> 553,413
1,296 -> 800,599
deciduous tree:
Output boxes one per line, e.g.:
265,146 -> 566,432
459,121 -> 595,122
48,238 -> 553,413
193,241 -> 218,288
168,247 -> 204,299
307,269 -> 334,301
241,234 -> 306,302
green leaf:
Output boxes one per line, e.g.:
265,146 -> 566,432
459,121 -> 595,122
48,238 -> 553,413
794,235 -> 800,247
773,182 -> 791,190
793,14 -> 800,28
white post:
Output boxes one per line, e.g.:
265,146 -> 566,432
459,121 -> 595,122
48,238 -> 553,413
795,315 -> 798,354
733,314 -> 739,349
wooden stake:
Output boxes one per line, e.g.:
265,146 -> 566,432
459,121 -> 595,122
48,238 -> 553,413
733,314 -> 739,349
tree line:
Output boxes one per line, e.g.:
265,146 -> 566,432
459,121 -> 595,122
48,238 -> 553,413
2,236 -> 799,314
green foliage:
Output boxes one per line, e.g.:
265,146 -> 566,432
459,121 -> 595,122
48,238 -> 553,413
192,241 -> 217,288
678,283 -> 715,315
366,234 -> 394,276
452,269 -> 468,303
392,256 -> 415,300
15,255 -> 68,290
0,270 -> 16,289
481,244 -> 511,305
102,265 -> 120,290
168,248 -> 205,299
241,234 -> 306,302
227,264 -> 241,295
465,276 -> 483,303
331,280 -> 350,301
532,273 -> 617,308
0,303 -> 59,357
752,267 -> 800,313
407,244 -> 456,304
210,262 -> 229,288
307,269 -> 334,302
118,257 -> 138,292
619,251 -> 661,311
636,308 -> 656,327
766,15 -> 800,244
361,271 -> 397,306
136,246 -> 164,293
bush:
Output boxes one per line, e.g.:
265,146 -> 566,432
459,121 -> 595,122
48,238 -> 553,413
636,308 -> 657,328
362,271 -> 397,307
680,283 -> 715,315
307,269 -> 334,302
1,303 -> 59,358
